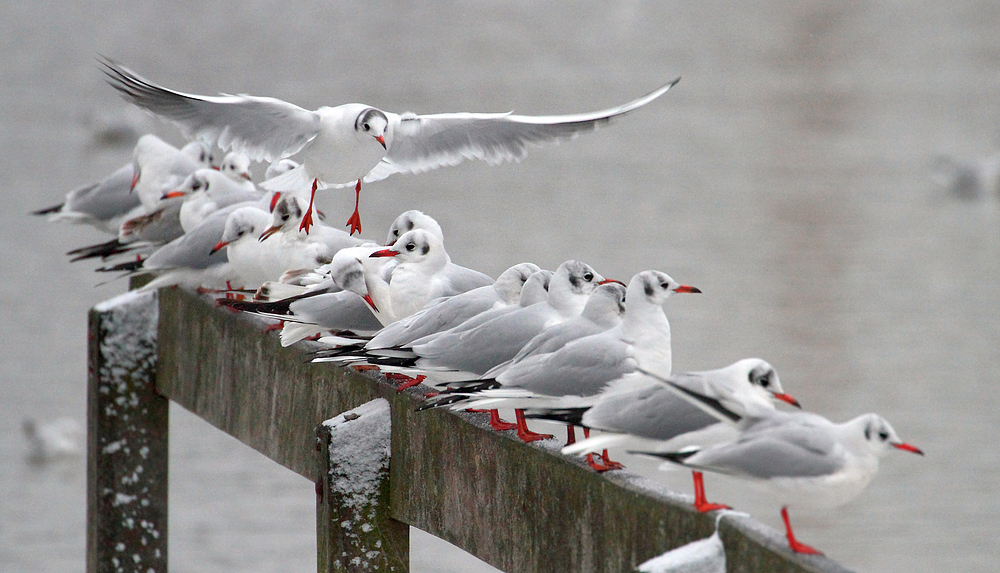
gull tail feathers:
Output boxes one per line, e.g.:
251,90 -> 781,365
280,323 -> 323,347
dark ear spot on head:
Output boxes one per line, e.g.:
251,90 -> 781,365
864,423 -> 872,441
344,268 -> 364,286
643,277 -> 655,298
421,243 -> 430,255
355,108 -> 384,131
405,219 -> 414,231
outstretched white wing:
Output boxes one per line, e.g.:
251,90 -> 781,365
365,77 -> 680,182
102,58 -> 322,162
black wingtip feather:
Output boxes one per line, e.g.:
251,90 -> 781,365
415,394 -> 470,412
215,297 -> 293,314
311,344 -> 366,360
522,407 -> 587,425
366,355 -> 420,368
32,203 -> 64,216
627,449 -> 698,464
436,379 -> 500,395
96,259 -> 145,273
67,238 -> 137,261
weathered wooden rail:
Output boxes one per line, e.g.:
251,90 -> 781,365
86,287 -> 854,573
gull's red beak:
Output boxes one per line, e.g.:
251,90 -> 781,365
162,190 -> 185,199
211,165 -> 220,171
269,192 -> 282,213
241,172 -> 252,181
598,279 -> 626,286
130,169 -> 140,191
370,248 -> 399,258
210,240 -> 229,255
892,442 -> 924,456
375,135 -> 387,150
258,225 -> 281,242
772,393 -> 801,408
673,285 -> 702,294
363,294 -> 379,313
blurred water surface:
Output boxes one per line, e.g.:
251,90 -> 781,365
1,1 -> 998,572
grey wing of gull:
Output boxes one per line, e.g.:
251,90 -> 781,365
408,299 -> 537,348
213,189 -> 266,210
414,304 -> 552,374
689,416 -> 844,479
64,164 -> 140,220
119,200 -> 184,244
101,59 -> 322,162
445,299 -> 526,334
501,335 -> 633,397
582,382 -> 718,440
288,291 -> 383,332
511,318 -> 605,363
442,263 -> 494,293
368,287 -> 500,349
366,78 -> 680,182
143,202 -> 252,270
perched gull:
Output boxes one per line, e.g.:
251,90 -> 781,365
130,134 -> 213,212
419,270 -> 698,444
400,260 -> 608,379
218,151 -> 253,183
482,280 -> 627,378
364,262 -> 541,350
171,168 -> 262,232
637,378 -> 923,555
555,359 -> 798,510
33,162 -> 142,234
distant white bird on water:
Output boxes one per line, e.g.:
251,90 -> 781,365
22,418 -> 83,463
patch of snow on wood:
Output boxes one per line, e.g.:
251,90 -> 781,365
323,398 -> 391,510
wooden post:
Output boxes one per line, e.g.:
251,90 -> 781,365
87,290 -> 168,573
317,399 -> 409,572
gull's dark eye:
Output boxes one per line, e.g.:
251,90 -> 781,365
660,282 -> 670,290
584,272 -> 594,282
237,230 -> 245,237
878,431 -> 889,441
406,242 -> 416,252
363,123 -> 370,131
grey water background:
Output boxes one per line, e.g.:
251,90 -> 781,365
2,1 -> 998,571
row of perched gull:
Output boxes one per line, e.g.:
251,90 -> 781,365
36,59 -> 923,561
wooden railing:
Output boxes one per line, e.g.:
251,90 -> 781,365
86,287 -> 854,573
